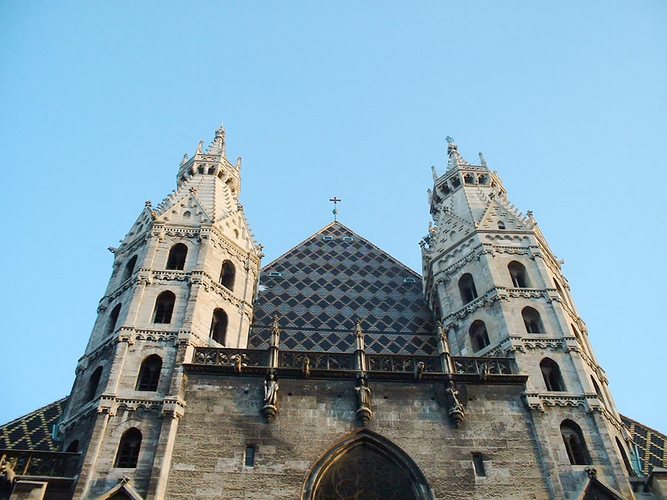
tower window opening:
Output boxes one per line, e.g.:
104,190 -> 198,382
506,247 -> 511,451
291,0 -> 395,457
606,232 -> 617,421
540,358 -> 566,391
508,261 -> 530,288
615,437 -> 636,476
123,255 -> 137,281
451,177 -> 461,188
208,166 -> 216,175
497,221 -> 506,230
86,366 -> 103,402
441,184 -> 451,195
220,260 -> 236,291
136,355 -> 162,391
107,303 -> 122,335
65,440 -> 79,453
591,376 -> 605,404
469,320 -> 490,352
210,308 -> 228,345
458,273 -> 478,304
114,428 -> 142,468
464,173 -> 475,184
560,420 -> 591,465
166,243 -> 188,270
245,444 -> 256,467
522,306 -> 544,333
472,453 -> 486,477
153,291 -> 176,324
478,174 -> 489,185
197,166 -> 204,174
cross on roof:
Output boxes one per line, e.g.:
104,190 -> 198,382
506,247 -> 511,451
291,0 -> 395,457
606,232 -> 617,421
329,197 -> 341,222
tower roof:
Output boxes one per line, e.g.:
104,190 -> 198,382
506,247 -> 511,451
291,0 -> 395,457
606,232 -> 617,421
249,222 -> 436,355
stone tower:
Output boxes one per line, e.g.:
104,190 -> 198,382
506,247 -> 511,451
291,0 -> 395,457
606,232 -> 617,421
56,127 -> 262,498
421,138 -> 637,498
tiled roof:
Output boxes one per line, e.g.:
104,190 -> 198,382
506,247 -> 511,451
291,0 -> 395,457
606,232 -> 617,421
0,399 -> 66,451
622,415 -> 666,474
249,222 -> 437,355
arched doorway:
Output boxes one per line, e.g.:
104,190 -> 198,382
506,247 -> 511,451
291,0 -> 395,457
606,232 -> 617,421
303,429 -> 433,500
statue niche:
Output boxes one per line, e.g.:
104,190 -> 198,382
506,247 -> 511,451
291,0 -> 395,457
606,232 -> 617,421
303,429 -> 433,500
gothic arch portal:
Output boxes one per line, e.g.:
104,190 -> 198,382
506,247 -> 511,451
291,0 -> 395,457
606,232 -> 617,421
302,429 -> 434,500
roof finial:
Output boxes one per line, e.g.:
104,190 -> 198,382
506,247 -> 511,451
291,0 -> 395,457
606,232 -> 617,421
446,136 -> 468,169
329,196 -> 341,222
478,152 -> 487,167
207,124 -> 226,156
431,165 -> 439,181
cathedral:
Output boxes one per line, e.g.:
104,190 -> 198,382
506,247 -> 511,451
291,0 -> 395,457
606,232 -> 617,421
1,127 -> 665,499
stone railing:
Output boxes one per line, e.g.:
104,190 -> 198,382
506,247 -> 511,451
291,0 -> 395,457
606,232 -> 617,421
190,347 -> 519,380
367,354 -> 439,374
0,449 -> 79,478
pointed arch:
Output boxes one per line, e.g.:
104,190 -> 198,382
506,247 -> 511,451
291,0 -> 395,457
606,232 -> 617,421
153,291 -> 176,323
522,306 -> 544,333
457,273 -> 478,304
560,420 -> 591,465
123,255 -> 138,281
87,366 -> 103,402
540,358 -> 566,391
303,429 -> 434,500
114,428 -> 142,468
469,320 -> 490,352
508,260 -> 530,288
107,303 -> 122,335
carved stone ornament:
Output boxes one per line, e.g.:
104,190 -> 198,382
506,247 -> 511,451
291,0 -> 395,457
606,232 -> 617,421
261,370 -> 279,423
355,374 -> 373,426
445,380 -> 465,428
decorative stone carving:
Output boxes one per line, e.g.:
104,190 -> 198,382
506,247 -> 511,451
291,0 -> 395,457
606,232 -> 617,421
445,380 -> 465,428
261,370 -> 279,423
355,374 -> 373,426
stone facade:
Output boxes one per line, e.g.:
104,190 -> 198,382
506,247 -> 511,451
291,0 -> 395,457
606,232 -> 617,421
2,128 -> 664,499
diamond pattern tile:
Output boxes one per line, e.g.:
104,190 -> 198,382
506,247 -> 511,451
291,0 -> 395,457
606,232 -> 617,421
250,222 -> 436,355
0,398 -> 66,451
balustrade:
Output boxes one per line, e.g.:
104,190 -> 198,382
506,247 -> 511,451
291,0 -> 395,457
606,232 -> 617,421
0,450 -> 79,478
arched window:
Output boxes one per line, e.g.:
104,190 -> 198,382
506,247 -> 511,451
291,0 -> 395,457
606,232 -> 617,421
65,440 -> 79,453
560,420 -> 590,465
540,358 -> 566,391
469,320 -> 490,352
87,366 -> 103,402
123,255 -> 137,281
210,308 -> 228,345
114,428 -> 142,468
166,243 -> 188,270
136,355 -> 162,391
522,306 -> 544,333
220,260 -> 236,291
303,429 -> 433,500
107,304 -> 122,335
591,376 -> 605,404
615,437 -> 635,476
153,291 -> 176,324
497,221 -> 506,230
508,261 -> 530,288
458,273 -> 478,304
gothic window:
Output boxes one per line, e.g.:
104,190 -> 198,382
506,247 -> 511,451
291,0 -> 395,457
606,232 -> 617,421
166,243 -> 188,270
497,221 -> 506,230
464,173 -> 475,184
560,420 -> 591,465
210,308 -> 228,344
591,376 -> 605,404
458,273 -> 478,304
114,428 -> 142,468
469,320 -> 490,352
107,304 -> 121,335
220,260 -> 236,291
522,306 -> 544,333
508,261 -> 530,288
615,437 -> 635,476
136,355 -> 162,391
87,366 -> 103,402
123,255 -> 137,281
208,166 -> 215,175
540,358 -> 566,391
197,166 -> 204,174
153,291 -> 176,324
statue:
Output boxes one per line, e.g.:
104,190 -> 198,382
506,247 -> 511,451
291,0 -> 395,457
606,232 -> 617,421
261,371 -> 279,423
446,380 -> 465,428
355,374 -> 373,426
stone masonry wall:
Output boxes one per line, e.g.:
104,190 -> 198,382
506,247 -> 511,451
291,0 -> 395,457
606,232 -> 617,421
166,373 -> 550,499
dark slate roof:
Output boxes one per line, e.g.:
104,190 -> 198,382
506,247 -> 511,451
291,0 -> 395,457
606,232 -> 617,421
622,415 -> 667,474
249,222 -> 436,355
0,398 -> 66,451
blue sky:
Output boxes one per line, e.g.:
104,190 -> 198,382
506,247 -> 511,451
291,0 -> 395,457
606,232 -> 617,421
1,1 -> 665,431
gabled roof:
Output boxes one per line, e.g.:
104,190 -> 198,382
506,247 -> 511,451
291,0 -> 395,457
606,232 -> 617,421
0,398 -> 66,451
249,222 -> 436,355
